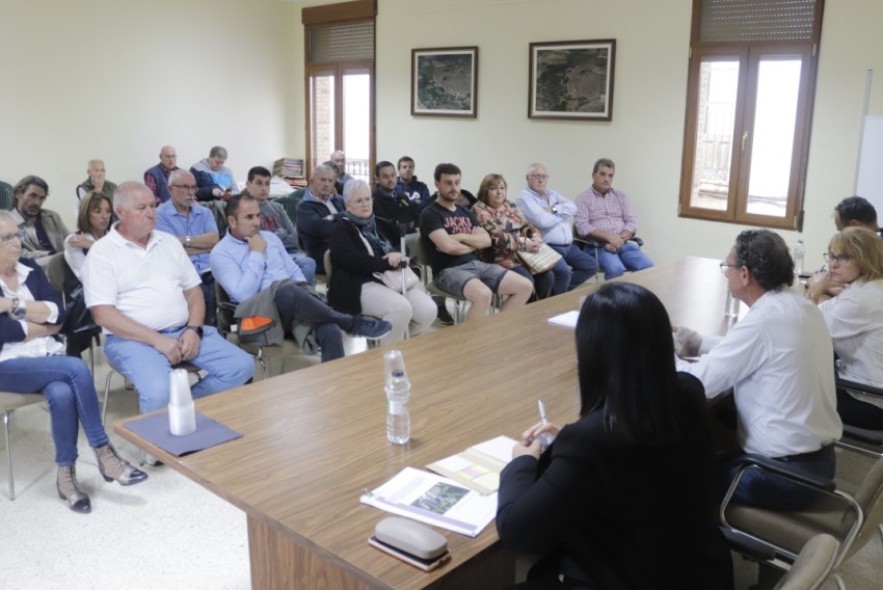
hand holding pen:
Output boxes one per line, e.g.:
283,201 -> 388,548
512,399 -> 560,459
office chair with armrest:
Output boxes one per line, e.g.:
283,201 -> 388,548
215,281 -> 273,380
720,453 -> 883,571
833,375 -> 883,458
1,392 -> 45,500
773,533 -> 840,590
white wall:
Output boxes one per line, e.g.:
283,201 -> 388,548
4,0 -> 883,268
0,0 -> 300,226
373,0 -> 883,267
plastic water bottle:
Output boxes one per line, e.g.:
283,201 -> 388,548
384,350 -> 411,445
168,368 -> 196,436
793,239 -> 806,276
724,288 -> 740,319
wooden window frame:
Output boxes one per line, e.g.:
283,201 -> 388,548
303,0 -> 376,177
678,0 -> 824,230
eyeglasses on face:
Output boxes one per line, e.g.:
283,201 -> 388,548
0,230 -> 25,244
529,174 -> 549,180
170,184 -> 197,192
823,252 -> 851,264
719,261 -> 739,276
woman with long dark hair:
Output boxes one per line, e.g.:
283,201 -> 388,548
496,283 -> 733,589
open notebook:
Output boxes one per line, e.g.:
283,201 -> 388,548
426,435 -> 518,495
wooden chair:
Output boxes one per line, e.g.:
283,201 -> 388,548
0,392 -> 44,500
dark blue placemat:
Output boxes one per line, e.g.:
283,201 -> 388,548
123,411 -> 242,457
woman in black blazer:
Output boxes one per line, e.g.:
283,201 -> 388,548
496,283 -> 733,589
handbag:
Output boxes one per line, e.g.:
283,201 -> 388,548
352,222 -> 419,291
517,243 -> 562,274
374,267 -> 420,291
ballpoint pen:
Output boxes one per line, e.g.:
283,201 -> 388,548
537,399 -> 554,451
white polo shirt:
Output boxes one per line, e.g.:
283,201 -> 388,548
82,225 -> 201,332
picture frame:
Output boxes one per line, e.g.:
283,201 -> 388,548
528,39 -> 616,121
411,47 -> 478,118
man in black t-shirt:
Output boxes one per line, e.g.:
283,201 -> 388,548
419,163 -> 532,323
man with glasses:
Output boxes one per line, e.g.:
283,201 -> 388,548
517,163 -> 597,293
156,169 -> 220,326
10,175 -> 69,268
144,145 -> 180,204
674,229 -> 842,511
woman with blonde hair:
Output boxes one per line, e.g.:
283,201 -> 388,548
806,226 -> 883,428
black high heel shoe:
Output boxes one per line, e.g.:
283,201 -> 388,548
94,443 -> 148,486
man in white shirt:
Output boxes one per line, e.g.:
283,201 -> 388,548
82,182 -> 254,422
675,229 -> 842,510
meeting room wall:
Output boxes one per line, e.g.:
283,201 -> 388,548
372,0 -> 883,269
0,0 -> 301,228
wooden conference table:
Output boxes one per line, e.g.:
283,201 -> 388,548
115,256 -> 733,589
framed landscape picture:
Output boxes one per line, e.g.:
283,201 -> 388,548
411,47 -> 478,118
528,39 -> 616,121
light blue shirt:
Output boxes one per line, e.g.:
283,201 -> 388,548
516,186 -> 577,246
155,201 -> 218,275
210,230 -> 306,303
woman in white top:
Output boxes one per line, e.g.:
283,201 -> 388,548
806,226 -> 883,429
0,211 -> 146,513
63,191 -> 112,279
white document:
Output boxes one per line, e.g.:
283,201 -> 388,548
426,435 -> 518,495
360,467 -> 497,537
548,310 -> 580,328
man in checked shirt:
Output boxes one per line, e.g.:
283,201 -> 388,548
574,158 -> 654,279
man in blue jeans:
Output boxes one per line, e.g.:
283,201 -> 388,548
574,158 -> 654,279
83,182 -> 255,464
517,163 -> 597,294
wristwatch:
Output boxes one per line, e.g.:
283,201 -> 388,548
10,297 -> 26,320
186,325 -> 204,339
184,235 -> 192,248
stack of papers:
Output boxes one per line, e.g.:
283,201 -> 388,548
360,467 -> 497,537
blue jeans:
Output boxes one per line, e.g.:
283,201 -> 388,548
596,242 -> 654,279
290,251 -> 317,284
0,355 -> 108,465
105,326 -> 254,413
548,243 -> 598,293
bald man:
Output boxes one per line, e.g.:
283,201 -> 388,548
144,145 -> 180,204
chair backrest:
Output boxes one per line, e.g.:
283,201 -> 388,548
214,280 -> 237,335
0,180 -> 14,210
773,533 -> 839,590
45,252 -> 67,294
323,250 -> 332,281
